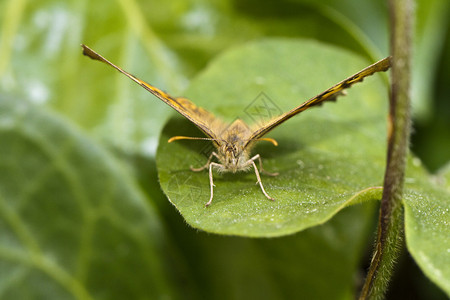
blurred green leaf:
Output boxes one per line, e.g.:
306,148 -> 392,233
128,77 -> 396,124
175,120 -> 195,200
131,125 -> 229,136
412,0 -> 450,119
157,39 -> 389,236
162,202 -> 377,300
0,97 -> 174,299
437,162 -> 450,190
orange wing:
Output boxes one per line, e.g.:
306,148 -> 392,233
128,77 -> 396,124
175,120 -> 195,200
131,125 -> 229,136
81,44 -> 222,145
246,56 -> 391,147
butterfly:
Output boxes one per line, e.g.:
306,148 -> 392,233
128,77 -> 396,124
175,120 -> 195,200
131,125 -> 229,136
82,44 -> 391,207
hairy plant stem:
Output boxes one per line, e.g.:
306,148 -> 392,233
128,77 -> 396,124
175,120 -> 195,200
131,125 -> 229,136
358,0 -> 413,299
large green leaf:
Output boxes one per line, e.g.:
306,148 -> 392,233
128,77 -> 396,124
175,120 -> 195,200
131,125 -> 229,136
157,39 -> 389,237
155,38 -> 450,295
0,98 -> 174,299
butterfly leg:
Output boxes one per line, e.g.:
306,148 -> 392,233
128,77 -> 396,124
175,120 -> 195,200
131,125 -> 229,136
205,162 -> 223,207
248,155 -> 275,201
256,154 -> 279,176
190,152 -> 219,172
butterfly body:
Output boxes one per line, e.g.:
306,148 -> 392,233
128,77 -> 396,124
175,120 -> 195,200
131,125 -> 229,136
82,44 -> 390,206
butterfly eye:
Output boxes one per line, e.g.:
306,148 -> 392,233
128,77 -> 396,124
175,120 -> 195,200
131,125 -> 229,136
223,144 -> 236,154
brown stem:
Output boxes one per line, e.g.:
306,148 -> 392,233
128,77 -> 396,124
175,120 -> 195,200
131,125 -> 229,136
359,0 -> 413,299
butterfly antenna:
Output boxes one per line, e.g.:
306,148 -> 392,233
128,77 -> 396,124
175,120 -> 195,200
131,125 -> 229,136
255,137 -> 278,146
168,136 -> 217,143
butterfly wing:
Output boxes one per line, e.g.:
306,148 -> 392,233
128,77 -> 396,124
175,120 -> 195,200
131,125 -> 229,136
246,56 -> 391,147
82,45 -> 222,145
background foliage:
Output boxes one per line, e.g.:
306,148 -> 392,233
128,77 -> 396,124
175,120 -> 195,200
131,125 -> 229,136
0,0 -> 449,299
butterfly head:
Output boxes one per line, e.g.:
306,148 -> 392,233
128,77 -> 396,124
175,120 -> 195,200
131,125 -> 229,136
217,140 -> 249,172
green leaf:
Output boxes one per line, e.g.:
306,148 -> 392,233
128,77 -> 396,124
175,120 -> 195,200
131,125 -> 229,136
404,157 -> 450,296
157,38 -> 389,237
0,97 -> 174,299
